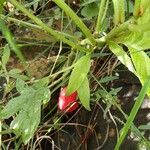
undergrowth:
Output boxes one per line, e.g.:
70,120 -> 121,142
0,0 -> 150,149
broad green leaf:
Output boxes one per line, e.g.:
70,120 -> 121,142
123,31 -> 150,50
122,8 -> 150,50
8,69 -> 29,80
2,45 -> 10,66
81,0 -> 99,6
108,41 -> 135,73
33,77 -> 49,89
10,100 -> 41,144
0,87 -> 35,119
0,84 -> 51,144
16,79 -> 26,93
35,87 -> 51,104
67,54 -> 91,95
9,69 -> 22,74
128,47 -> 150,95
78,77 -> 91,110
81,2 -> 99,19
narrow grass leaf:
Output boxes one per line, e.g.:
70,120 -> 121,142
115,77 -> 150,150
2,45 -> 10,66
0,19 -> 26,64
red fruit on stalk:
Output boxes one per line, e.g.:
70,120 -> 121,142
58,87 -> 78,113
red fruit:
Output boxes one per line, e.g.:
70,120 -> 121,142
58,87 -> 78,113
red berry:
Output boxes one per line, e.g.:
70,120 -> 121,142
58,87 -> 78,113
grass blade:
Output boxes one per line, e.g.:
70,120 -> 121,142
115,77 -> 150,149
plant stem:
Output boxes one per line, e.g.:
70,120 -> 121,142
52,0 -> 96,46
9,0 -> 90,52
0,14 -> 79,42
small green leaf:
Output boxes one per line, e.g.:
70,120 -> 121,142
81,2 -> 99,19
99,76 -> 118,83
78,77 -> 91,110
138,125 -> 150,130
2,45 -> 10,66
108,41 -> 135,73
67,54 -> 91,95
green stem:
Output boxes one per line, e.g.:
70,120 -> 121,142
95,0 -> 109,33
0,14 -> 79,42
52,0 -> 96,45
115,77 -> 150,150
9,0 -> 90,52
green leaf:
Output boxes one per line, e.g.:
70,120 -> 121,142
123,31 -> 150,50
122,8 -> 150,50
35,87 -> 51,104
9,69 -> 22,74
16,78 -> 26,93
112,0 -> 125,25
138,125 -> 150,130
81,2 -> 99,19
0,19 -> 26,64
0,84 -> 51,144
67,54 -> 91,95
33,77 -> 49,89
99,76 -> 118,83
10,100 -> 41,144
8,69 -> 29,80
2,45 -> 10,66
108,41 -> 135,73
128,47 -> 150,95
78,77 -> 91,110
0,0 -> 5,13
0,87 -> 35,119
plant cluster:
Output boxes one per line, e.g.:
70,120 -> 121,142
0,0 -> 150,149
